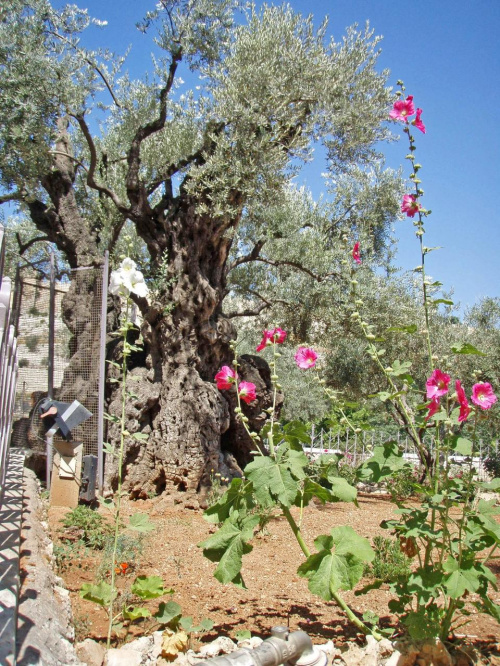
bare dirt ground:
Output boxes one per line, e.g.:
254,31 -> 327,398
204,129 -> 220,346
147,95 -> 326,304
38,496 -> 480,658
46,493 -> 500,661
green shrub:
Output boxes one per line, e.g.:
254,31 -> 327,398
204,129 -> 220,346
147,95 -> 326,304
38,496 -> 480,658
368,536 -> 411,582
389,467 -> 417,500
61,505 -> 112,549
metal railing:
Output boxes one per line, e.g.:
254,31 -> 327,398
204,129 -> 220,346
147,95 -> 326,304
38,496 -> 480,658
306,425 -> 497,480
0,225 -> 19,506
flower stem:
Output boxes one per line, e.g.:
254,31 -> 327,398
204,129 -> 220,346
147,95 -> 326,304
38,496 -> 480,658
106,303 -> 131,648
280,504 -> 382,640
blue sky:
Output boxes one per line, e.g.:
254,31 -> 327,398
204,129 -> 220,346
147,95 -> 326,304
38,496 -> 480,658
67,0 -> 500,314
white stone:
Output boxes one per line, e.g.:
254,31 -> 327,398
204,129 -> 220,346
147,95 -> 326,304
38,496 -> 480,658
237,637 -> 263,649
105,647 -> 143,666
76,638 -> 105,666
316,640 -> 335,657
198,637 -> 237,658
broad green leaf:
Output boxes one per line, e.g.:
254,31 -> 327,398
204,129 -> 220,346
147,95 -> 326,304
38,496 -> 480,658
199,514 -> 260,586
448,436 -> 473,456
358,442 -> 408,482
326,476 -> 357,503
245,457 -> 298,507
276,446 -> 308,479
479,478 -> 500,491
329,526 -> 375,562
235,630 -> 252,641
80,581 -> 115,607
155,601 -> 182,625
451,342 -> 486,356
131,575 -> 166,599
129,513 -> 155,532
298,479 -> 334,507
123,606 -> 151,621
179,616 -> 193,632
203,478 -> 255,524
297,527 -> 374,599
442,558 -> 481,598
283,420 -> 311,448
403,608 -> 440,641
197,618 -> 214,632
297,550 -> 364,598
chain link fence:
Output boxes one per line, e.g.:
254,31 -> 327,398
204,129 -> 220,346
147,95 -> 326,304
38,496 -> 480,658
10,258 -> 108,489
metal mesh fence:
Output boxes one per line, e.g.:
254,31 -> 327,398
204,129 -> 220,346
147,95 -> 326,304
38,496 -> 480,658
11,266 -> 105,462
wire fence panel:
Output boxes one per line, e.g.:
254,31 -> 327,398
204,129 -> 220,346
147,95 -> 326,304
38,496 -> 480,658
10,263 -> 107,483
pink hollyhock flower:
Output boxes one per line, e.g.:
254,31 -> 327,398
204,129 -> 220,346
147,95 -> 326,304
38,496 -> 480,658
455,380 -> 471,423
401,194 -> 422,218
426,369 -> 451,399
352,242 -> 361,265
256,327 -> 287,351
295,347 -> 318,369
425,397 -> 440,421
412,108 -> 426,134
272,327 -> 287,344
238,381 -> 257,404
389,95 -> 415,123
215,366 -> 237,390
471,382 -> 498,410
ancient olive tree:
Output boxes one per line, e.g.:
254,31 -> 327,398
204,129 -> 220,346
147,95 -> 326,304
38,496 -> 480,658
0,0 -> 397,494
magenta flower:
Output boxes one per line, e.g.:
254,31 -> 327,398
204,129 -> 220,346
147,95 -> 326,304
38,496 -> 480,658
471,382 -> 498,410
256,327 -> 287,351
238,381 -> 257,404
426,369 -> 451,399
455,380 -> 471,423
272,327 -> 287,344
389,95 -> 415,123
425,397 -> 440,422
352,242 -> 361,265
215,366 -> 237,390
401,194 -> 422,218
412,108 -> 426,134
295,347 -> 318,369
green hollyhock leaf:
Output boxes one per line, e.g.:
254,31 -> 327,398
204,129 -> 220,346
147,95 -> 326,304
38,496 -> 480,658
448,436 -> 473,456
386,325 -> 417,335
403,608 -> 440,640
154,601 -> 182,625
245,457 -> 298,507
80,581 -> 115,607
298,479 -> 335,507
131,575 -> 166,599
129,513 -> 155,532
451,342 -> 486,355
198,513 -> 260,586
475,597 -> 500,622
283,420 -> 311,448
358,442 -> 407,482
326,476 -> 357,503
123,606 -> 151,621
442,558 -> 481,599
297,527 -> 374,599
203,478 -> 255,524
179,616 -> 193,632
